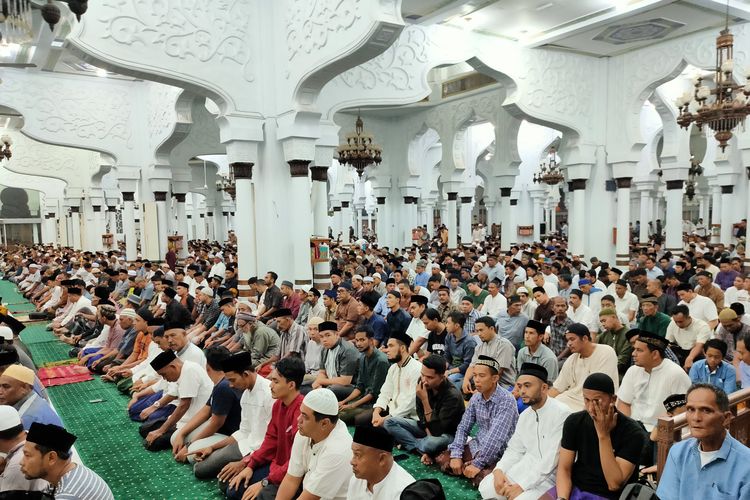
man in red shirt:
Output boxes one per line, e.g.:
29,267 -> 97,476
222,356 -> 305,500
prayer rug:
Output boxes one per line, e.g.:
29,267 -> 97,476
38,364 -> 94,387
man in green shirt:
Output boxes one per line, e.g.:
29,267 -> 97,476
466,279 -> 489,313
338,325 -> 390,426
637,295 -> 672,338
597,308 -> 633,377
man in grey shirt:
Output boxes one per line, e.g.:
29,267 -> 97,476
462,316 -> 517,394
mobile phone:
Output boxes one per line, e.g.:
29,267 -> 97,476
89,399 -> 105,404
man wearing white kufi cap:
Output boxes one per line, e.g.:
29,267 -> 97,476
276,388 -> 353,500
0,405 -> 49,494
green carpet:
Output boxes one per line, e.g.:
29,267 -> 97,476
1,280 -> 481,499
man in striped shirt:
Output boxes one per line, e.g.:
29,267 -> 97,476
21,422 -> 113,500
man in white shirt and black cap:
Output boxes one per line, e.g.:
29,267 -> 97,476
276,388 -> 353,500
479,362 -> 570,499
347,424 -> 415,500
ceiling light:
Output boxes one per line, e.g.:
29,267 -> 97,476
96,68 -> 108,77
536,3 -> 555,11
51,39 -> 65,48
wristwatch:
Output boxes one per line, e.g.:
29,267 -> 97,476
261,479 -> 269,487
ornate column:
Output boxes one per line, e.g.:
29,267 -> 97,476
341,201 -> 353,242
568,180 -> 587,257
106,203 -> 118,239
311,165 -> 330,290
287,159 -> 314,287
636,186 -> 651,243
154,191 -> 169,259
354,201 -> 365,241
615,177 -> 632,268
214,202 -> 227,243
374,196 -> 386,245
232,162 -> 257,297
698,192 -> 710,225
121,192 -> 137,259
459,195 -> 473,245
665,180 -> 684,255
422,199 -> 436,236
499,187 -> 513,251
446,191 -> 458,249
173,193 -> 189,258
720,184 -> 735,245
529,189 -> 545,242
91,204 -> 105,252
205,209 -> 215,241
69,205 -> 82,250
710,184 -> 722,244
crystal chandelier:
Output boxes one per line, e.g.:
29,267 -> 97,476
0,134 -> 11,161
533,147 -> 564,185
336,112 -> 382,178
0,1 -> 33,45
675,2 -> 750,152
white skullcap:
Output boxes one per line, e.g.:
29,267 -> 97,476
127,270 -> 137,276
0,405 -> 21,431
479,255 -> 487,263
363,276 -> 374,283
372,272 -> 381,279
200,287 -> 214,298
0,326 -> 13,341
119,309 -> 137,319
303,388 -> 339,416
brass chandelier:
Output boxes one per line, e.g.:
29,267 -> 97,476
533,147 -> 564,185
675,2 -> 750,152
336,112 -> 382,178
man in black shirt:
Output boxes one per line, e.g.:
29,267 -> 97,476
553,372 -> 647,499
383,354 -> 464,465
421,308 -> 448,359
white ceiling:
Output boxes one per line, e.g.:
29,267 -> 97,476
403,0 -> 750,56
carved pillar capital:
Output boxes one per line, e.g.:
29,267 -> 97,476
288,159 -> 311,178
231,162 -> 254,180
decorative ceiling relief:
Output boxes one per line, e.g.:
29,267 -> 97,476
147,83 -> 182,153
100,0 -> 255,83
0,71 -> 134,158
286,0 -> 362,62
337,25 -> 429,91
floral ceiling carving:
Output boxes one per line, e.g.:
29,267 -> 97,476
286,0 -> 361,62
99,0 -> 255,83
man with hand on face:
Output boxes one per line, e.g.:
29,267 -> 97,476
438,355 -> 519,487
346,425 -> 415,500
274,388 -> 353,500
552,373 -> 647,500
657,384 -> 750,499
479,363 -> 571,500
383,354 -> 465,465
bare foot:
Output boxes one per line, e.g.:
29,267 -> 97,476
421,453 -> 433,465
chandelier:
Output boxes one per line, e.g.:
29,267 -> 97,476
336,112 -> 382,178
0,134 -> 11,161
675,3 -> 750,152
216,174 -> 236,201
0,0 -> 33,45
533,147 -> 564,185
684,156 -> 704,201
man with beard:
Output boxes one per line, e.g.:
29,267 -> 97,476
479,363 -> 571,500
371,330 -> 423,428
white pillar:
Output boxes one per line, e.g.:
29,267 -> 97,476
288,160 -> 314,288
569,181 -> 586,256
92,204 -> 106,252
710,184 -> 722,244
531,195 -> 542,242
341,201 -> 353,242
70,207 -> 82,250
615,178 -> 632,268
403,196 -> 418,248
720,184 -> 734,245
154,191 -> 169,260
424,203 -> 435,237
311,166 -> 331,290
232,162 -> 258,294
446,192 -> 458,249
500,188 -> 512,251
122,192 -> 137,260
665,180 -> 684,254
639,190 -> 651,243
459,196 -> 473,245
549,202 -> 557,233
205,208 -> 215,241
354,204 -> 364,241
174,194 -> 189,258
374,198 -> 386,246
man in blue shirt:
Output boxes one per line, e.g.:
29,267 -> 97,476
0,364 -> 62,430
688,339 -> 737,394
414,261 -> 430,288
358,291 -> 388,347
657,383 -> 750,499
